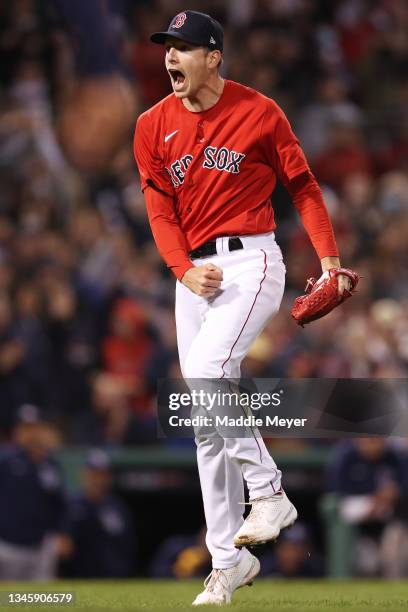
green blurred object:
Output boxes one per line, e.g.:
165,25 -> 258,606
320,493 -> 355,578
57,446 -> 329,492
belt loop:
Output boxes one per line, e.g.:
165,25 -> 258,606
216,237 -> 223,256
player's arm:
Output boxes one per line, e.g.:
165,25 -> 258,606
143,186 -> 222,296
142,184 -> 193,280
263,104 -> 350,295
287,171 -> 350,295
134,115 -> 221,295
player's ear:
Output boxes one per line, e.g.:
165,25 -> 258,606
208,50 -> 222,69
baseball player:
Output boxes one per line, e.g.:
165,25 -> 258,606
134,10 -> 351,606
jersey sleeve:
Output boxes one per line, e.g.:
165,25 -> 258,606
261,100 -> 338,259
144,185 -> 194,281
134,113 -> 173,197
288,171 -> 339,259
261,101 -> 309,184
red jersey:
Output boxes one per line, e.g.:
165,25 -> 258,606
134,79 -> 338,280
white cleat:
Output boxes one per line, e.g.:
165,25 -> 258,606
192,547 -> 260,606
233,490 -> 298,548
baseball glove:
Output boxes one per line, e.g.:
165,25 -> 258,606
291,267 -> 359,327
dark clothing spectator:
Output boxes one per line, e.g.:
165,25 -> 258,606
327,440 -> 406,497
150,534 -> 198,578
0,446 -> 64,547
327,439 -> 408,577
259,549 -> 324,578
61,493 -> 135,578
259,522 -> 324,579
0,441 -> 65,581
149,531 -> 210,579
150,534 -> 212,579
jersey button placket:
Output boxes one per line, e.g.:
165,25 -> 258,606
197,120 -> 205,144
186,121 -> 204,188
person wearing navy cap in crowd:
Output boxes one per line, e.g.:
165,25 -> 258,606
258,522 -> 324,578
60,449 -> 136,578
0,405 -> 65,580
327,438 -> 408,577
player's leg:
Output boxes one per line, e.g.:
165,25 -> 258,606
183,238 -> 297,547
195,435 -> 244,568
176,281 -> 245,569
183,242 -> 286,500
175,280 -> 203,376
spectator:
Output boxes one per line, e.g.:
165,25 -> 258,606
60,449 -> 136,578
327,438 -> 408,577
259,522 -> 324,578
0,294 -> 27,429
0,404 -> 65,580
149,526 -> 211,579
312,118 -> 373,192
70,372 -> 156,447
296,76 -> 361,159
102,297 -> 155,414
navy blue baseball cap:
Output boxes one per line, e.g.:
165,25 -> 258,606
150,10 -> 223,52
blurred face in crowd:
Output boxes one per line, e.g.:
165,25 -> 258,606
355,437 -> 386,461
13,422 -> 57,463
46,281 -> 76,322
15,283 -> 42,318
110,299 -> 146,341
69,209 -> 104,249
91,373 -> 127,413
83,467 -> 112,502
276,540 -> 308,576
165,36 -> 221,99
329,122 -> 362,148
111,316 -> 136,341
319,77 -> 347,104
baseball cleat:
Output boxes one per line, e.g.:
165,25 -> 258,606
192,547 -> 260,606
233,490 -> 298,549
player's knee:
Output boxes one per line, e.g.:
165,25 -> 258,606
195,433 -> 223,447
183,351 -> 241,380
182,355 -> 220,380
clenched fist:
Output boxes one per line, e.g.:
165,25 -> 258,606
182,263 -> 223,297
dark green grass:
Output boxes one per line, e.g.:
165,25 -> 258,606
1,579 -> 408,611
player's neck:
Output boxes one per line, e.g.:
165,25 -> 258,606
182,76 -> 225,113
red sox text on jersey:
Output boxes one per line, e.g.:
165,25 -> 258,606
167,147 -> 246,187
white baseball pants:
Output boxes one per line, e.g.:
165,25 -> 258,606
175,231 -> 286,569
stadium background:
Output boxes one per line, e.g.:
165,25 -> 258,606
0,0 -> 407,589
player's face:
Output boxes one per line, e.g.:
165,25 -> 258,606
165,37 -> 213,98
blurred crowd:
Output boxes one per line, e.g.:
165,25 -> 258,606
0,0 -> 407,444
0,407 -> 137,579
0,407 -> 407,580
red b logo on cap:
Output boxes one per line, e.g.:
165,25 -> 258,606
173,12 -> 187,28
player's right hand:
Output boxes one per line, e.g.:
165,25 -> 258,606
181,263 -> 223,297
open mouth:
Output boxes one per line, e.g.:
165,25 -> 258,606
168,69 -> 186,87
